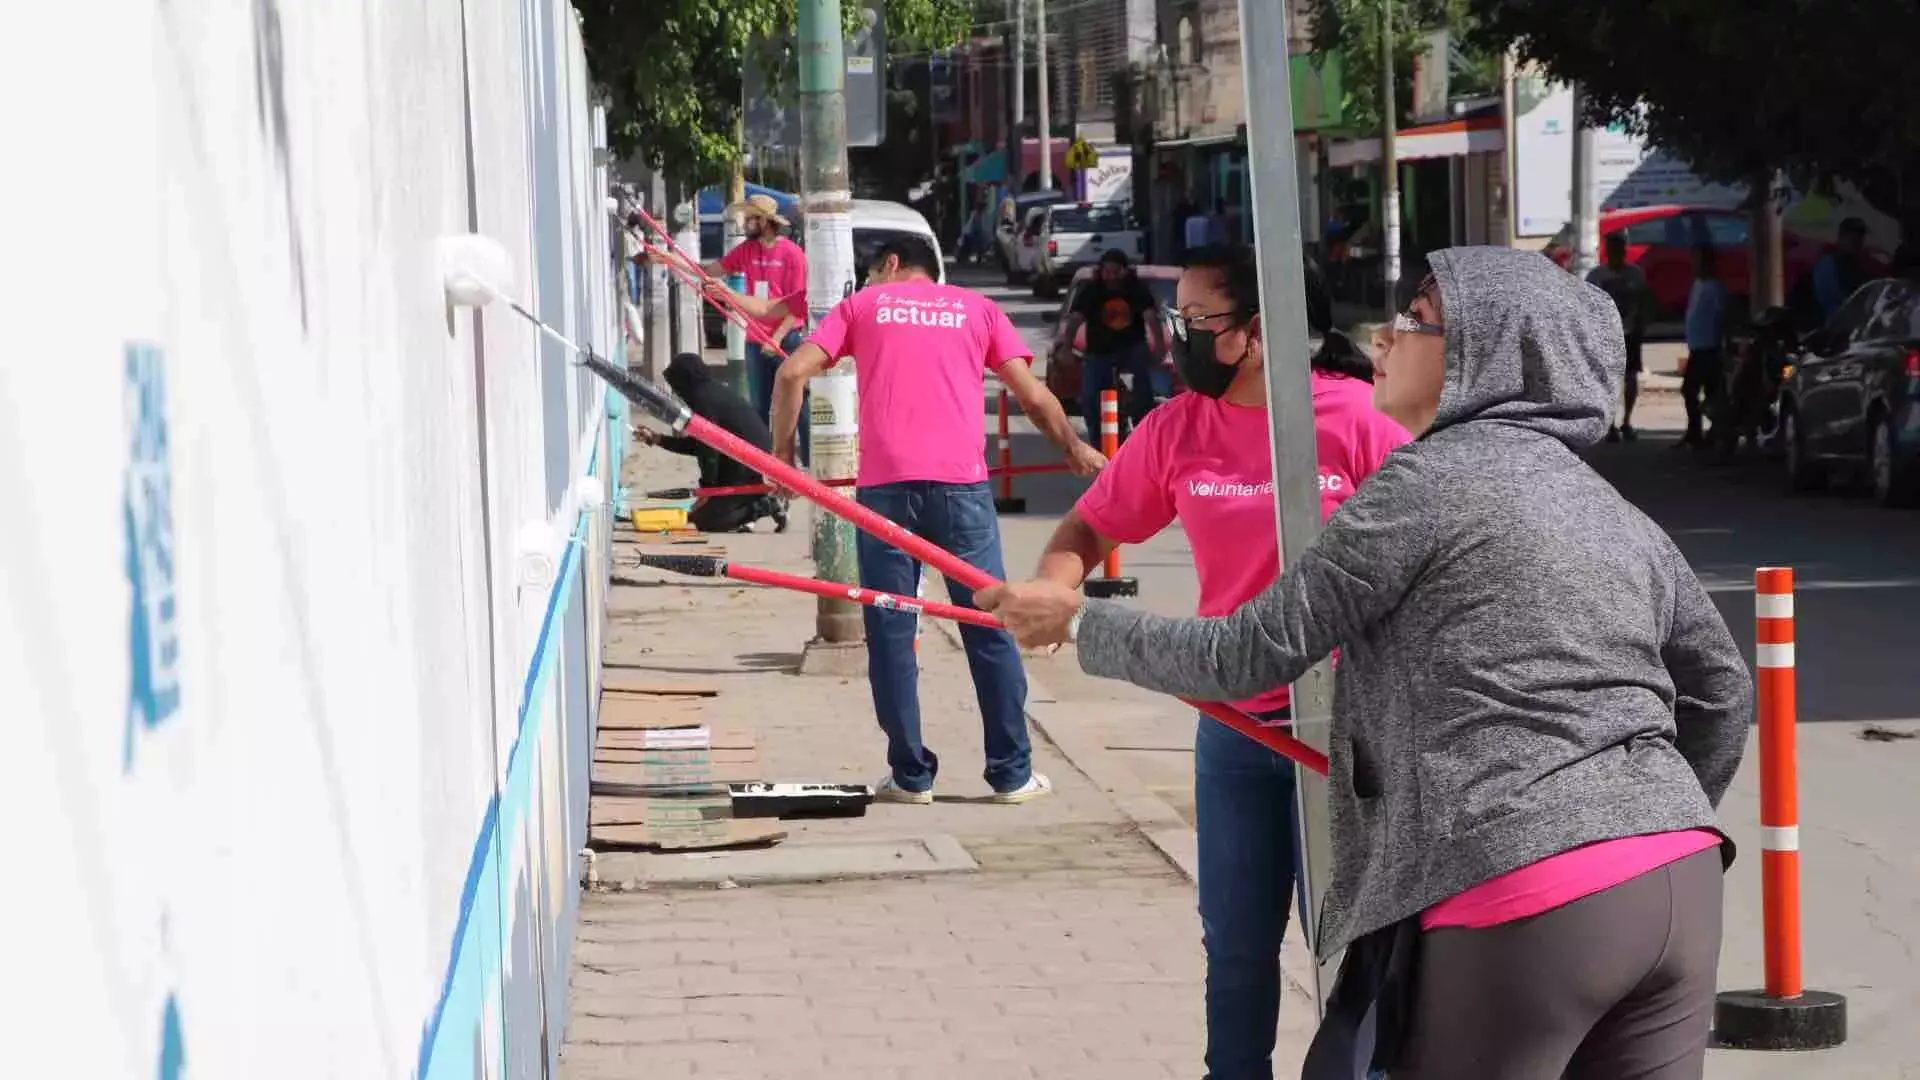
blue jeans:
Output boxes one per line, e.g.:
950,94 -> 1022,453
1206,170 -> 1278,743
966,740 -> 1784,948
855,481 -> 1031,793
1080,341 -> 1160,442
1196,709 -> 1309,1080
747,330 -> 808,465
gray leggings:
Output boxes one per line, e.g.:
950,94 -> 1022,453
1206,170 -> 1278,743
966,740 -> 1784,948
1397,848 -> 1723,1079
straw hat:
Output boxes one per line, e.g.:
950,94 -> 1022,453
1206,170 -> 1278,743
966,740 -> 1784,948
728,193 -> 790,227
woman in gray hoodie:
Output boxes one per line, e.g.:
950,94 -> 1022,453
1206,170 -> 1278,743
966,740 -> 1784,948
981,247 -> 1752,1079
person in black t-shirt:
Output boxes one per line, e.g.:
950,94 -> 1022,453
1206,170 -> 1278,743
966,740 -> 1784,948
645,353 -> 788,533
1054,249 -> 1166,439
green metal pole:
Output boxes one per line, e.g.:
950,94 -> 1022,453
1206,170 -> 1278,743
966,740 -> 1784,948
799,0 -> 864,644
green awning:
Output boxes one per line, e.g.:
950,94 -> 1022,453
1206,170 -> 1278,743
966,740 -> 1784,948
962,149 -> 1006,185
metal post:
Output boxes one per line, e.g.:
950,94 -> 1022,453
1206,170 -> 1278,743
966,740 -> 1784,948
725,109 -> 750,395
799,0 -> 864,644
1499,49 -> 1519,249
1013,0 -> 1027,137
1237,0 -> 1338,1016
1571,82 -> 1599,277
645,172 -> 672,380
1035,0 -> 1054,191
1753,168 -> 1786,309
1379,0 -> 1401,317
672,185 -> 703,357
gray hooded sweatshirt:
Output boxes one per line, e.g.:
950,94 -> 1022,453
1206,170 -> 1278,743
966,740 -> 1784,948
1076,245 -> 1752,959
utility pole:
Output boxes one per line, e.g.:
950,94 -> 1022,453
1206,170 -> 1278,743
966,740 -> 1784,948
798,0 -> 864,648
1236,0 -> 1336,1018
672,182 -> 703,356
1570,81 -> 1599,277
1013,0 -> 1027,138
1379,0 -> 1400,316
724,106 -> 750,395
645,171 -> 671,380
1035,0 -> 1054,191
1753,168 -> 1786,309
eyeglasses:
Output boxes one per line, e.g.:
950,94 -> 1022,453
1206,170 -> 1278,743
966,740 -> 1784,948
1391,311 -> 1445,338
1170,310 -> 1247,341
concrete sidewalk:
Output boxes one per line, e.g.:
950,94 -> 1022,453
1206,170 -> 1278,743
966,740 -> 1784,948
558,444 -> 1317,1079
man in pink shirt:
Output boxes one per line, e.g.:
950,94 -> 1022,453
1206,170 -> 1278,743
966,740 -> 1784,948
770,235 -> 1105,804
674,194 -> 811,454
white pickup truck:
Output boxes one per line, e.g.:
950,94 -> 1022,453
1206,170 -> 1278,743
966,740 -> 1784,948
1032,201 -> 1144,298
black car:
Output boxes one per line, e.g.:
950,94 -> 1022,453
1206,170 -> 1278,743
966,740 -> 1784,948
1778,277 -> 1920,506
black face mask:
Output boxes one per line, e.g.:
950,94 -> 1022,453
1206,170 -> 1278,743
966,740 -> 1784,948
1172,326 -> 1245,399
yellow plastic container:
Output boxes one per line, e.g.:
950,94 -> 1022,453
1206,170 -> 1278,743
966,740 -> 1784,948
629,507 -> 689,532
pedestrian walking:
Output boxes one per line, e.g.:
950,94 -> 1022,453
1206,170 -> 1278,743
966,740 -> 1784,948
665,193 -> 810,460
770,235 -> 1107,804
1680,244 -> 1729,450
1587,232 -> 1654,442
981,246 -> 1751,1080
646,353 -> 787,533
1053,249 -> 1167,440
1029,244 -> 1409,1080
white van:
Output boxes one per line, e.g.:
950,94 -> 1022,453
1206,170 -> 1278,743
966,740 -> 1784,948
848,198 -> 946,285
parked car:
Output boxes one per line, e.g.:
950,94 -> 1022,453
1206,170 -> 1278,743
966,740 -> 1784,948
1776,277 -> 1920,506
997,190 -> 1068,282
1039,265 -> 1183,414
1544,205 -> 1828,320
1032,202 -> 1145,299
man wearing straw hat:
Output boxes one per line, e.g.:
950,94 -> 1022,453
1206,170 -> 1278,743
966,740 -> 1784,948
679,193 -> 812,460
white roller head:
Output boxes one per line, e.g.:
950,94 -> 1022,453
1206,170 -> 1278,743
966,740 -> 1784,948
604,196 -> 622,218
571,475 -> 607,512
439,233 -> 514,310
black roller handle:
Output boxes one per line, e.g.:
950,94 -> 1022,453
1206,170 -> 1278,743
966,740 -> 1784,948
634,552 -> 726,578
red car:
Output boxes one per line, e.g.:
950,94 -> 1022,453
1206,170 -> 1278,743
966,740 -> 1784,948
1545,206 -> 1827,319
1040,265 -> 1185,412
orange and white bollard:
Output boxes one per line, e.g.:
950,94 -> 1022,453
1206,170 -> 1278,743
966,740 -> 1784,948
1083,390 -> 1138,599
993,384 -> 1026,513
1714,567 -> 1847,1050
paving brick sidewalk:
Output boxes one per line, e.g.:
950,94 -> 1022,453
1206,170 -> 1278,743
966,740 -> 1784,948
559,444 -> 1317,1079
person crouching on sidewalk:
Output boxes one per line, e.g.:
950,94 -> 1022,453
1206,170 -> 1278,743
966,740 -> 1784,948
981,246 -> 1752,1079
1030,244 -> 1408,1079
645,353 -> 787,533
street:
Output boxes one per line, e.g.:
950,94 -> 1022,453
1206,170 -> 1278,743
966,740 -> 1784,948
955,263 -> 1920,1076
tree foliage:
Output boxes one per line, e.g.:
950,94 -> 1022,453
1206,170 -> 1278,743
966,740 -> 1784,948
1462,0 -> 1920,221
574,0 -> 974,188
1304,0 -> 1496,135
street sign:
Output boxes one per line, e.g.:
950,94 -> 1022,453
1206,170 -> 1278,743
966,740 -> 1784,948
1064,137 -> 1100,170
846,0 -> 887,148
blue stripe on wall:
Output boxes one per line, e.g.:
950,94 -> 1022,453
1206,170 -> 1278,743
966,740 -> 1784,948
416,431 -> 603,1079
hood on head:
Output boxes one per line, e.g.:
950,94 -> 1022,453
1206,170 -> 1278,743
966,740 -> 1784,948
665,352 -> 710,397
1425,246 -> 1623,449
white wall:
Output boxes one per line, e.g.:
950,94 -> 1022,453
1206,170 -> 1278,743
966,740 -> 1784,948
0,2 -> 621,1077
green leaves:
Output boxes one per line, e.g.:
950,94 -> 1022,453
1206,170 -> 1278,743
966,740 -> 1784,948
575,0 -> 973,187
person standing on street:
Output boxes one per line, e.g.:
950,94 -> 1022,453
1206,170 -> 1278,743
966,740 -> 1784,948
661,193 -> 811,459
646,353 -> 788,533
982,247 -> 1750,1079
1031,244 -> 1409,1080
1588,232 -> 1654,442
770,235 -> 1107,804
1054,249 -> 1168,440
1680,244 -> 1729,450
1812,217 -> 1873,320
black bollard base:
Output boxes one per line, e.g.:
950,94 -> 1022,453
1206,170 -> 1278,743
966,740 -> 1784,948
1084,576 -> 1139,599
994,497 -> 1028,514
1714,989 -> 1848,1051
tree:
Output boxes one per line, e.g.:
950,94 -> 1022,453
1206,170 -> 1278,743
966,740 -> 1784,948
1462,0 -> 1920,230
574,0 -> 975,188
1304,0 -> 1498,135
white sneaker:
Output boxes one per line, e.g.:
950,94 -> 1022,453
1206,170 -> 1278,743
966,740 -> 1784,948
874,776 -> 933,805
990,772 -> 1053,804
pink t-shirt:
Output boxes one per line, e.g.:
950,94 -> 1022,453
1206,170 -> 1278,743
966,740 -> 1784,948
1075,372 -> 1411,715
721,236 -> 808,336
805,281 -> 1032,487
1422,829 -> 1723,930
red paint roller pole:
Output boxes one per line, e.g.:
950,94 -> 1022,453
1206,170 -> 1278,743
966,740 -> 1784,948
1714,567 -> 1846,1051
994,384 -> 1026,513
633,552 -> 1001,629
589,353 -> 1328,776
1083,390 -> 1138,599
630,207 -> 790,359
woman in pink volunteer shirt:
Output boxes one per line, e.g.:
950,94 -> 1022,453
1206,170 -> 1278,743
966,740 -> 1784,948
1032,245 -> 1409,1079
